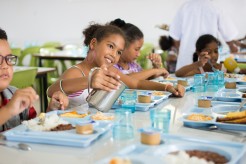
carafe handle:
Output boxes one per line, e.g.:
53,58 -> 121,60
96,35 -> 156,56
87,67 -> 101,99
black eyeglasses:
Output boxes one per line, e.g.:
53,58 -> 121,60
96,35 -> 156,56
0,55 -> 18,66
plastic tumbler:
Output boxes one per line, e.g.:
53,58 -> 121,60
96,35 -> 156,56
120,89 -> 137,113
193,74 -> 205,93
112,108 -> 134,140
216,71 -> 225,89
150,108 -> 171,133
206,72 -> 218,92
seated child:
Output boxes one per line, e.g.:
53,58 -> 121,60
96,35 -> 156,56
175,34 -> 222,77
109,18 -> 169,80
0,28 -> 68,130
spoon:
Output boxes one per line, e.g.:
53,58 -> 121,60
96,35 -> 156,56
238,99 -> 246,112
0,142 -> 32,151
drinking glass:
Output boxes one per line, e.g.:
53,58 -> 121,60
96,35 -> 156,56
112,108 -> 134,140
193,74 -> 205,92
150,108 -> 171,133
206,72 -> 218,92
120,90 -> 137,113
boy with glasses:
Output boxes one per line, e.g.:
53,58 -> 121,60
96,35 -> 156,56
0,28 -> 68,130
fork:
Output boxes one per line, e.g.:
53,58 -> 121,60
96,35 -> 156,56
208,60 -> 218,72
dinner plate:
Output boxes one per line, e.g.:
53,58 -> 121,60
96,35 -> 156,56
211,104 -> 246,117
97,134 -> 246,164
213,92 -> 243,102
4,117 -> 112,147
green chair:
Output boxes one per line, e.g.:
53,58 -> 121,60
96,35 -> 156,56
137,43 -> 154,69
11,67 -> 38,89
19,46 -> 41,66
40,47 -> 61,85
42,41 -> 62,49
238,63 -> 246,70
160,51 -> 168,69
11,48 -> 22,65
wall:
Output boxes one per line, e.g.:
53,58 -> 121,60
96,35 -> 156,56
0,0 -> 245,48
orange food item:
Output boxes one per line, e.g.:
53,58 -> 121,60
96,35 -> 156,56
60,111 -> 88,118
187,114 -> 212,121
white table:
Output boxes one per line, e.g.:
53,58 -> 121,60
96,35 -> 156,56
1,91 -> 246,164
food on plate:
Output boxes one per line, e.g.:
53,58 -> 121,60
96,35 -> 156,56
138,95 -> 151,103
186,114 -> 212,121
224,73 -> 240,78
22,114 -> 71,131
50,124 -> 74,131
90,112 -> 114,120
227,110 -> 246,118
76,123 -> 93,134
164,150 -> 228,164
225,82 -> 236,89
177,80 -> 188,86
165,77 -> 176,81
241,76 -> 246,81
198,99 -> 211,108
216,110 -> 246,124
152,91 -> 165,96
109,157 -> 132,164
140,129 -> 161,145
60,110 -> 88,118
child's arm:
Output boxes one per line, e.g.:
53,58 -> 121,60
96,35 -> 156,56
175,62 -> 201,77
47,91 -> 69,112
0,87 -> 39,126
128,68 -> 169,80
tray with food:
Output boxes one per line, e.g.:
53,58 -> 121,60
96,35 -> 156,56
182,104 -> 246,131
152,78 -> 193,91
112,90 -> 171,112
96,134 -> 246,164
3,111 -> 112,147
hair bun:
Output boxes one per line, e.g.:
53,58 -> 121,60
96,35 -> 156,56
112,18 -> 126,27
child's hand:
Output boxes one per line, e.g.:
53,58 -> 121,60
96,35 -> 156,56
147,53 -> 163,68
166,84 -> 185,97
91,65 -> 121,91
6,87 -> 39,117
154,68 -> 169,78
48,91 -> 69,111
198,51 -> 210,67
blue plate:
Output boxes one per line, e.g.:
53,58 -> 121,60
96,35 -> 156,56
97,134 -> 246,164
182,114 -> 214,128
3,117 -> 112,147
213,92 -> 243,102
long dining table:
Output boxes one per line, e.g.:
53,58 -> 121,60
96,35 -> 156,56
1,87 -> 246,164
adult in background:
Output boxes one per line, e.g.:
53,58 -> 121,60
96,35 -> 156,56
169,0 -> 239,70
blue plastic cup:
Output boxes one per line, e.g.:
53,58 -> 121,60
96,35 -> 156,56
120,90 -> 137,113
206,72 -> 218,92
193,74 -> 205,93
112,108 -> 134,140
150,108 -> 171,133
216,71 -> 225,89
